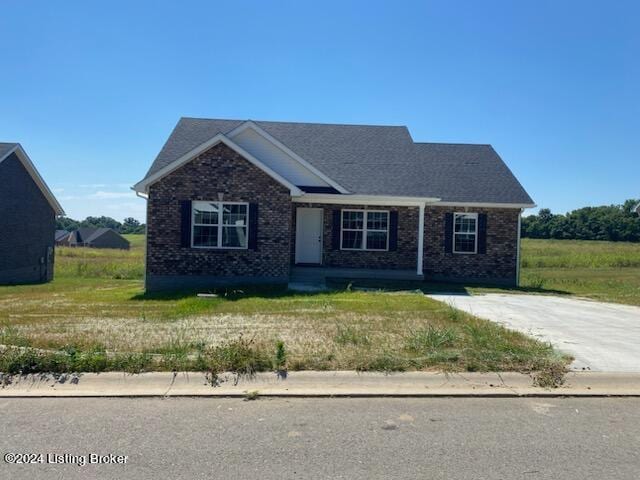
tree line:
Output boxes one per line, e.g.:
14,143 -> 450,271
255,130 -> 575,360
521,199 -> 640,242
56,216 -> 146,234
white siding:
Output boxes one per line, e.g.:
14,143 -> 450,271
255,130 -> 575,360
230,128 -> 328,187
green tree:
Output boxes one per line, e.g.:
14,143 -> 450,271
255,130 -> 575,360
521,199 -> 640,242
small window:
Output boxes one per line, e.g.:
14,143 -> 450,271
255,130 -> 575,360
192,201 -> 248,249
341,210 -> 389,251
453,212 -> 478,254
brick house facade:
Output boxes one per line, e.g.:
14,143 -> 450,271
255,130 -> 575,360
146,143 -> 292,291
137,118 -> 534,291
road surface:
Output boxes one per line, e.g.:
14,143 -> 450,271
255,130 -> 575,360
1,397 -> 639,479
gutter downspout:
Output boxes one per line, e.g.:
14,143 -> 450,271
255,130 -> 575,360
516,208 -> 523,286
135,190 -> 148,290
417,202 -> 425,276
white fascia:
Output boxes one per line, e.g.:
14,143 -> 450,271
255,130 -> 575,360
292,193 -> 440,206
435,201 -> 537,209
0,144 -> 65,215
227,121 -> 350,194
132,133 -> 303,196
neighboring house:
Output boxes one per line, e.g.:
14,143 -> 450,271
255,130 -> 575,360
59,228 -> 130,249
55,230 -> 70,244
635,203 -> 640,216
0,142 -> 64,284
134,118 -> 535,292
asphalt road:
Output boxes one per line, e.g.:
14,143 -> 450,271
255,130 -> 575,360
428,293 -> 640,372
1,397 -> 639,479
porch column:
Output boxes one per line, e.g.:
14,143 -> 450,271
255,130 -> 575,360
417,202 -> 425,275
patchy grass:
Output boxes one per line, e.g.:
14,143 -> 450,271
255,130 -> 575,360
0,234 -> 570,376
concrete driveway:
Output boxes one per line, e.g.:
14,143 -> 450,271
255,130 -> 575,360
427,293 -> 640,372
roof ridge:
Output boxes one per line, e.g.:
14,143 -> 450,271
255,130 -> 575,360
414,141 -> 492,147
180,116 -> 407,129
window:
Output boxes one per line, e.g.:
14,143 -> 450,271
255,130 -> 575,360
192,201 -> 248,249
453,212 -> 478,254
341,210 -> 389,251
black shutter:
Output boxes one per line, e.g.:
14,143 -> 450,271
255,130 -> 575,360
331,209 -> 341,250
477,213 -> 487,254
180,200 -> 192,248
388,211 -> 398,251
444,213 -> 453,253
248,203 -> 259,250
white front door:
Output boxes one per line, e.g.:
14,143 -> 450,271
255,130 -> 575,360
295,208 -> 323,264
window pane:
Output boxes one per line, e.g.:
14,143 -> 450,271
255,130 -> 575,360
342,230 -> 363,249
454,214 -> 476,233
342,211 -> 363,230
193,225 -> 218,247
454,233 -> 476,253
222,226 -> 247,248
367,212 -> 388,230
193,202 -> 219,225
366,231 -> 388,250
223,204 -> 247,226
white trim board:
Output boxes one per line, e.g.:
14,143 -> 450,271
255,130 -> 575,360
133,134 -> 303,196
293,194 -> 441,206
0,144 -> 64,215
435,201 -> 536,209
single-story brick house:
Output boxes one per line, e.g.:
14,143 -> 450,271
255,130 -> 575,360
0,142 -> 64,285
133,118 -> 534,292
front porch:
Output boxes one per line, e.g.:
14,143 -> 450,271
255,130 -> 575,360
290,265 -> 424,289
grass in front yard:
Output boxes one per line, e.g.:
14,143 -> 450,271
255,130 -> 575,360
0,234 -> 569,375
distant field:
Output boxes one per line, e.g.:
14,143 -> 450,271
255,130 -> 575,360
54,234 -> 144,279
519,239 -> 640,306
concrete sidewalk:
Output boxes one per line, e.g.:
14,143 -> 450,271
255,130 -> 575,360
2,371 -> 640,397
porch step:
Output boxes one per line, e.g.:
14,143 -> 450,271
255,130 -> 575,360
290,267 -> 423,283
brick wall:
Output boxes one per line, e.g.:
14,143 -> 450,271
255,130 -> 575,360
291,203 -> 419,270
423,206 -> 520,285
146,143 -> 292,289
0,153 -> 56,284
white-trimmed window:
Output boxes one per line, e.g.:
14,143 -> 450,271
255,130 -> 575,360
453,212 -> 478,254
341,209 -> 389,251
192,201 -> 248,249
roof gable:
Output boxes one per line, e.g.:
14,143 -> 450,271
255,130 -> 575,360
0,143 -> 65,215
134,133 -> 303,195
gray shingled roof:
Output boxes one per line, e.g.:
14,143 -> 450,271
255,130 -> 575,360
0,142 -> 18,160
143,118 -> 533,205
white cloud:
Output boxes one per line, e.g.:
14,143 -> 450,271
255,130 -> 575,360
88,191 -> 135,199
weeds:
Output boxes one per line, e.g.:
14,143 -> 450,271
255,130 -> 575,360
274,340 -> 287,371
334,325 -> 371,346
405,326 -> 458,352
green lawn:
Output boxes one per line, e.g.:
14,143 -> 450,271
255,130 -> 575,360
519,239 -> 640,305
0,234 -> 566,377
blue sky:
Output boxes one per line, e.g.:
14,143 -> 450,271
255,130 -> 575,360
1,0 -> 638,222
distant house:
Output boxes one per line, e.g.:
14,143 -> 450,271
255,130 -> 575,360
59,228 -> 130,250
635,203 -> 640,216
55,230 -> 70,243
0,142 -> 64,284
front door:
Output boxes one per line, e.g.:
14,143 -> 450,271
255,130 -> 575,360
295,208 -> 323,264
